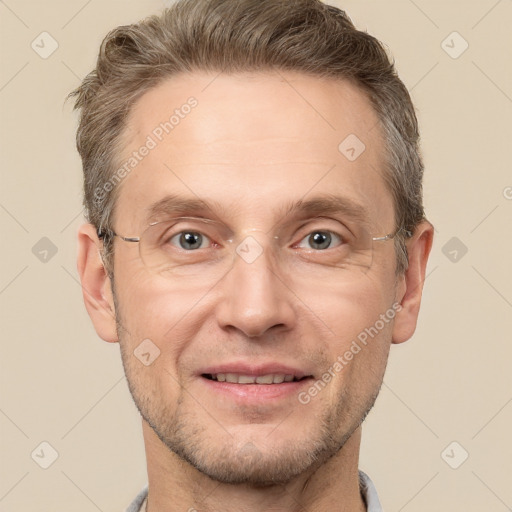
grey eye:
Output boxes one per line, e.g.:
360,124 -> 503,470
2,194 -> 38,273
298,231 -> 342,250
170,231 -> 209,250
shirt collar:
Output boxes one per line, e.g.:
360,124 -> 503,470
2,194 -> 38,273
127,469 -> 383,512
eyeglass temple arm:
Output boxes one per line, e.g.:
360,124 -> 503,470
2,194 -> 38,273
97,229 -> 140,243
98,227 -> 413,244
372,227 -> 413,242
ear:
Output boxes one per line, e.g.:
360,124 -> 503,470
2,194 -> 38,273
392,220 -> 434,344
77,223 -> 118,343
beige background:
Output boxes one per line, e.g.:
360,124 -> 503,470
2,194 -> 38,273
1,0 -> 511,510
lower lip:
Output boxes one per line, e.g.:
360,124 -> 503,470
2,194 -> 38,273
200,376 -> 313,402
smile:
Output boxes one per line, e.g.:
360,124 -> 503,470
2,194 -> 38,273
203,373 -> 307,384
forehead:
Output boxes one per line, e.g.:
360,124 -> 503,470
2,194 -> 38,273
115,71 -> 393,230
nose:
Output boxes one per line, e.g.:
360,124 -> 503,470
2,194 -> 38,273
215,234 -> 296,339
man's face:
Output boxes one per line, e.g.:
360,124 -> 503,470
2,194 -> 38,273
110,71 -> 401,485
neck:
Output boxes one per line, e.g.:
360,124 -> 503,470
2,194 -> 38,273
142,422 -> 367,512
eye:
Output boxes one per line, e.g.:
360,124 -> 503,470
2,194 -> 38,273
296,230 -> 343,250
168,231 -> 211,250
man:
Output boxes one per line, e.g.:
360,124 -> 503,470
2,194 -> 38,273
71,0 -> 433,510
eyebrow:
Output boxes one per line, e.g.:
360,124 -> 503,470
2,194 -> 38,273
145,193 -> 371,226
145,194 -> 230,222
278,194 -> 371,225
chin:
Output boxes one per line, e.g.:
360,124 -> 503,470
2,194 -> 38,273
144,407 -> 357,487
165,433 -> 331,486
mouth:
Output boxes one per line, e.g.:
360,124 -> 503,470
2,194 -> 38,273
199,366 -> 314,402
202,373 -> 309,384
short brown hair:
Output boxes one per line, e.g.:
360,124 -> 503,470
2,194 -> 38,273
69,0 -> 426,275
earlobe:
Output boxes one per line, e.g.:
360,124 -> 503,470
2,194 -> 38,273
77,223 -> 119,343
391,220 -> 434,344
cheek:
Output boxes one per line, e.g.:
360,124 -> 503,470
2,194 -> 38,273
114,276 -> 198,409
113,269 -> 214,370
305,277 -> 394,385
299,272 -> 393,334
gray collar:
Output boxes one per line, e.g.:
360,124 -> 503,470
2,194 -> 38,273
126,469 -> 383,512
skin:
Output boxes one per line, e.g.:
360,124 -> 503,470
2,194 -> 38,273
77,71 -> 433,512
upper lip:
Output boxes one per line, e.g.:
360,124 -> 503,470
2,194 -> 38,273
199,362 -> 312,380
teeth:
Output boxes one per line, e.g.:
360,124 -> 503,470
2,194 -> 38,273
210,373 -> 296,384
238,375 -> 256,384
256,374 -> 274,384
